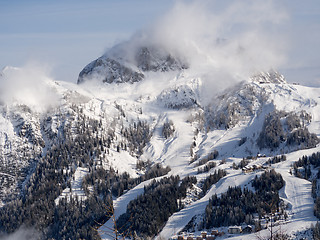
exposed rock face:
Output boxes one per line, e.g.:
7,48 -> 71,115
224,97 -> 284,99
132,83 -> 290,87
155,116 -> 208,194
135,46 -> 188,72
77,45 -> 188,84
78,57 -> 144,84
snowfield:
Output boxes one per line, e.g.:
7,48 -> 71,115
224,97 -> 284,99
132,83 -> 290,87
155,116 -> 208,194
55,167 -> 89,205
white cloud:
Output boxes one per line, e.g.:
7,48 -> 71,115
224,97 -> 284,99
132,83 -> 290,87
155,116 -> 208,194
0,62 -> 59,112
118,0 -> 289,96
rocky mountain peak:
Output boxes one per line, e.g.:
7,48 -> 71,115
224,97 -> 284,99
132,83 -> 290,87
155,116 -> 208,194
77,57 -> 144,84
77,44 -> 188,84
135,46 -> 188,72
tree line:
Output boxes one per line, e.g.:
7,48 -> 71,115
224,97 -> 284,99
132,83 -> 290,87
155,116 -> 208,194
116,175 -> 197,238
0,106 -> 155,239
257,110 -> 318,151
202,169 -> 285,229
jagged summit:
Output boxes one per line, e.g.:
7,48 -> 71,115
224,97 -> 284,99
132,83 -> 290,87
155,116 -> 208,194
250,70 -> 286,84
77,43 -> 188,84
77,57 -> 145,84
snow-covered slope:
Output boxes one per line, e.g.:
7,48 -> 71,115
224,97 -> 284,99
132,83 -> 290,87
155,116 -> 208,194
98,73 -> 320,239
0,62 -> 320,240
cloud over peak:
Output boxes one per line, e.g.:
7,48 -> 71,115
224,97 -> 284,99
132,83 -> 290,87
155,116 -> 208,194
126,0 -> 288,81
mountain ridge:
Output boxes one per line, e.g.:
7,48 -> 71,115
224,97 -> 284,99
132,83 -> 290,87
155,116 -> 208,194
0,60 -> 319,239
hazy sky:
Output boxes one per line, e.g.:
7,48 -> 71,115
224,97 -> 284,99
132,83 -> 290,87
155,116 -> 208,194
0,0 -> 319,86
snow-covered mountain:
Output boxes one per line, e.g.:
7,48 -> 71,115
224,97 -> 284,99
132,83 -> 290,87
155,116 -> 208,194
0,43 -> 319,240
